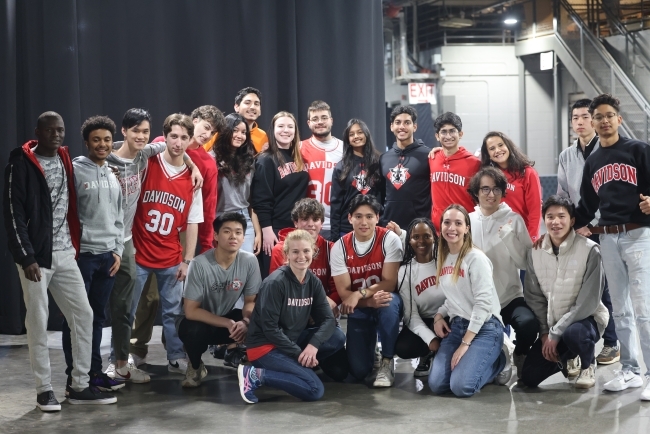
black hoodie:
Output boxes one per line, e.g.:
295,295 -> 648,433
246,266 -> 335,358
330,154 -> 381,241
377,139 -> 432,227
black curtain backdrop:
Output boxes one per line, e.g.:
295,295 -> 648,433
0,0 -> 386,334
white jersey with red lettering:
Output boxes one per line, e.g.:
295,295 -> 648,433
133,153 -> 202,269
300,137 -> 343,232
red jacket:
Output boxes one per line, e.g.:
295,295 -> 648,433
429,147 -> 480,231
502,166 -> 542,242
269,227 -> 340,304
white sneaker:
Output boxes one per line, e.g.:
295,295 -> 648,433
112,362 -> 151,383
373,357 -> 395,387
168,358 -> 189,374
640,376 -> 650,401
104,363 -> 116,378
494,334 -> 514,385
131,353 -> 147,367
575,363 -> 596,389
182,362 -> 208,388
566,356 -> 581,378
604,370 -> 643,392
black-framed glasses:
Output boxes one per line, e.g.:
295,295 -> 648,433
479,186 -> 503,196
309,116 -> 331,123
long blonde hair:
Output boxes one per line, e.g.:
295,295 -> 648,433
437,204 -> 473,283
263,111 -> 304,172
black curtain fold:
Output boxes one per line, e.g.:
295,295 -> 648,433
0,0 -> 385,334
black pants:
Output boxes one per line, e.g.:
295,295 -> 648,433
520,316 -> 600,388
395,318 -> 435,359
500,297 -> 539,356
178,309 -> 242,369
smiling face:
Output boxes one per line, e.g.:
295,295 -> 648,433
349,204 -> 379,242
35,116 -> 65,154
273,116 -> 296,148
477,175 -> 503,215
390,113 -> 417,145
215,221 -> 245,254
485,135 -> 510,169
591,104 -> 622,140
122,121 -> 150,152
286,239 -> 313,272
295,217 -> 323,241
165,124 -> 191,158
544,205 -> 574,246
85,129 -> 113,165
410,222 -> 435,263
348,123 -> 367,155
441,208 -> 469,252
235,93 -> 261,124
435,123 -> 463,154
307,109 -> 333,139
231,121 -> 247,148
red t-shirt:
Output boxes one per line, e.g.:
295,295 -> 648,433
132,154 -> 195,268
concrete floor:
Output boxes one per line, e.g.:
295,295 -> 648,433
1,325 -> 649,434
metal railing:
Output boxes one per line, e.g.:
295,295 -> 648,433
557,0 -> 650,142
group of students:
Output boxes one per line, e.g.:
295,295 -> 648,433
5,87 -> 650,411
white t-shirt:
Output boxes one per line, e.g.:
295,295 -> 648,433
161,155 -> 204,224
330,229 -> 403,277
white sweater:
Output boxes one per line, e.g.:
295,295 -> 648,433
436,249 -> 503,334
398,259 -> 446,346
469,203 -> 531,308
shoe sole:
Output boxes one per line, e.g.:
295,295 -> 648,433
68,397 -> 117,405
597,356 -> 621,365
413,370 -> 430,378
95,383 -> 126,392
373,379 -> 394,387
604,379 -> 644,391
567,372 -> 580,379
237,365 -> 256,404
37,404 -> 61,412
575,381 -> 596,389
181,379 -> 201,388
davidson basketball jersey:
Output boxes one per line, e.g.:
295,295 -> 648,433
300,137 -> 343,232
133,153 -> 195,268
340,226 -> 389,291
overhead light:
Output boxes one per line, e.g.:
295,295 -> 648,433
439,17 -> 475,28
504,18 -> 518,25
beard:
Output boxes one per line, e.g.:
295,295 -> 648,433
312,127 -> 332,140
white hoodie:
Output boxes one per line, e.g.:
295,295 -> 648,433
469,203 -> 531,308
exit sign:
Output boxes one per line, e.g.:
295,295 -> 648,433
408,82 -> 436,105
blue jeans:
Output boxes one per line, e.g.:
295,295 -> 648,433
232,208 -> 255,254
429,316 -> 505,397
63,252 -> 116,376
600,227 -> 650,375
346,294 -> 403,381
252,327 -> 346,401
129,263 -> 185,361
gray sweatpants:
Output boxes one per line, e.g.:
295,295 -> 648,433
17,249 -> 93,393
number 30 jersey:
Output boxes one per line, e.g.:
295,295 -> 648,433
330,226 -> 403,291
300,137 -> 343,232
133,153 -> 203,268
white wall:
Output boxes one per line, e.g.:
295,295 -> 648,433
439,45 -> 520,155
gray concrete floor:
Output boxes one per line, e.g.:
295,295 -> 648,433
1,324 -> 649,434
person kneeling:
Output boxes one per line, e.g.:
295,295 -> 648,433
521,196 -> 609,389
238,230 -> 345,403
429,205 -> 510,397
177,213 -> 261,387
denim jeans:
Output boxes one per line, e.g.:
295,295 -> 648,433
232,208 -> 255,254
600,227 -> 650,375
129,263 -> 185,361
346,293 -> 403,381
63,252 -> 116,376
252,328 -> 346,401
428,316 -> 505,397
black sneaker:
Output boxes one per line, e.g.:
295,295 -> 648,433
67,386 -> 117,405
210,345 -> 227,360
224,346 -> 247,368
37,390 -> 61,412
414,352 -> 435,377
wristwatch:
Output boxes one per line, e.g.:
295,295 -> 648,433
182,259 -> 191,265
359,288 -> 368,299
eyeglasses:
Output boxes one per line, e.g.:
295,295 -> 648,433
479,186 -> 503,196
309,116 -> 331,123
592,113 -> 618,123
438,129 -> 459,137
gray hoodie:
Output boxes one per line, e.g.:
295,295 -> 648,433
73,156 -> 124,257
107,141 -> 166,240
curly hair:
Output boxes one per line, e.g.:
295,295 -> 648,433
191,105 -> 225,134
81,116 -> 116,141
291,198 -> 325,223
214,113 -> 255,184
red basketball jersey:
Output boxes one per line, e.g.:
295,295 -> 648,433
133,153 -> 195,268
340,226 -> 389,291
